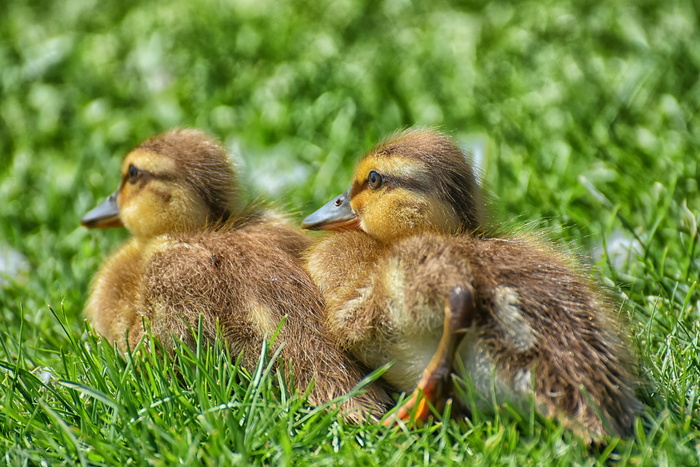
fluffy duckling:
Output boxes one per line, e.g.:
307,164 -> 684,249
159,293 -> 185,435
82,129 -> 391,422
302,129 -> 641,438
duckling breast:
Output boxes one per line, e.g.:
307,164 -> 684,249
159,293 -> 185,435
84,237 -> 146,349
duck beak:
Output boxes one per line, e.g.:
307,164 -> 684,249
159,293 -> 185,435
302,190 -> 360,231
81,190 -> 123,229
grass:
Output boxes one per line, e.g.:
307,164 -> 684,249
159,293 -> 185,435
1,0 -> 699,464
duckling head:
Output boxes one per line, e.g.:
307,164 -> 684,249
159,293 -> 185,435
81,129 -> 240,239
302,129 -> 485,243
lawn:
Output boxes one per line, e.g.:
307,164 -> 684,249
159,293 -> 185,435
1,0 -> 699,464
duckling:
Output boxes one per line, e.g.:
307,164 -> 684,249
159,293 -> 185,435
82,129 -> 391,422
302,129 -> 641,438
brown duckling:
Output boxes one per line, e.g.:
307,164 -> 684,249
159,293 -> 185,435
302,129 -> 641,438
82,129 -> 391,422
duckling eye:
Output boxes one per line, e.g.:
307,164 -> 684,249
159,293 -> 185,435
368,171 -> 383,190
127,164 -> 139,183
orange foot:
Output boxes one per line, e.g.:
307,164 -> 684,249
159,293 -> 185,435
383,285 -> 474,426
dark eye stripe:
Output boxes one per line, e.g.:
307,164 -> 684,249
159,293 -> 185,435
385,174 -> 431,194
352,173 -> 432,197
123,167 -> 163,187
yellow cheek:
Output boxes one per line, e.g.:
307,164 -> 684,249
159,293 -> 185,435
119,186 -> 209,238
119,192 -> 168,237
356,192 -> 422,242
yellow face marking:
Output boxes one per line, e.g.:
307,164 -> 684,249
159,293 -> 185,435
116,149 -> 208,238
350,155 -> 428,219
121,149 -> 177,178
347,153 -> 461,242
352,156 -> 427,188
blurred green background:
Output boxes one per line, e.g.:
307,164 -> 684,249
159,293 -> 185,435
1,0 -> 699,462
